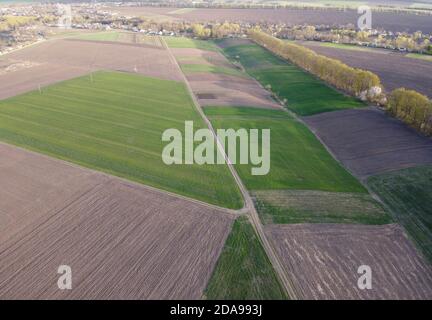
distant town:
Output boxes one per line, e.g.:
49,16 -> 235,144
1,1 -> 431,55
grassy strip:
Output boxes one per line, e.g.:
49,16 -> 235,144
204,216 -> 288,300
405,53 -> 432,62
0,71 -> 243,209
252,190 -> 391,225
165,36 -> 221,52
367,165 -> 432,262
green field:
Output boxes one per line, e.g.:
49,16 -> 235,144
180,64 -> 246,78
222,43 -> 364,116
205,107 -> 366,192
72,31 -> 121,42
165,36 -> 221,52
252,190 -> 391,224
368,165 -> 432,262
70,31 -> 163,47
0,71 -> 243,209
204,216 -> 288,300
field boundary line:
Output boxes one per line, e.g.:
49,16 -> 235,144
0,140 -> 240,217
162,36 -> 300,299
0,39 -> 47,58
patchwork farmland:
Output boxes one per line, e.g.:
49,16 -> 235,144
167,37 -> 281,109
220,40 -> 364,116
206,38 -> 432,299
0,71 -> 242,208
1,22 -> 432,301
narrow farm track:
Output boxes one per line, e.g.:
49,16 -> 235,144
162,37 -> 299,299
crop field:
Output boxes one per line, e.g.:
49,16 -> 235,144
204,216 -> 287,300
165,37 -> 221,52
304,107 -> 432,178
368,165 -> 432,262
180,63 -> 247,78
221,41 -> 364,116
265,223 -> 432,299
107,6 -> 432,33
0,37 -> 182,99
168,41 -> 281,109
252,190 -> 391,225
71,31 -> 164,48
300,41 -> 432,97
204,107 -> 365,192
0,71 -> 242,208
0,143 -> 235,299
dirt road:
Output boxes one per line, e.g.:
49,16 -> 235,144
162,37 -> 299,299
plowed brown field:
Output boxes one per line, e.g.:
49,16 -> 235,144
171,47 -> 281,109
0,143 -> 235,299
304,107 -> 432,178
266,223 -> 432,300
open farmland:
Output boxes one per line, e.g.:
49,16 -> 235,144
299,41 -> 432,97
220,40 -> 364,116
0,36 -> 181,99
168,39 -> 281,109
71,31 -> 164,48
106,6 -> 432,33
265,223 -> 432,299
304,107 -> 432,178
204,217 -> 287,300
252,190 -> 391,225
368,165 -> 432,262
204,107 -> 365,192
0,143 -> 235,299
165,37 -> 221,52
0,71 -> 242,208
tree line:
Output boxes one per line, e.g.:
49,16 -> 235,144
249,30 -> 383,103
249,30 -> 432,136
388,89 -> 432,135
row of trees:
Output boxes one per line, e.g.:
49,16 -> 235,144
249,30 -> 382,102
191,22 -> 241,39
0,16 -> 36,32
388,89 -> 432,135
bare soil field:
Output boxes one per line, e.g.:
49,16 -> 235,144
107,6 -> 432,33
265,223 -> 432,299
304,107 -> 432,178
0,38 -> 182,99
173,48 -> 232,68
172,47 -> 281,109
299,41 -> 432,97
0,143 -> 235,299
